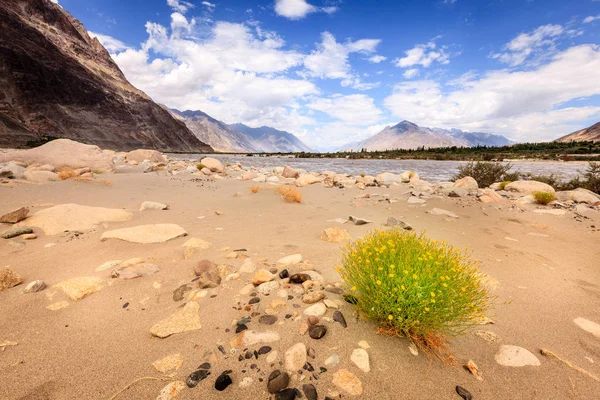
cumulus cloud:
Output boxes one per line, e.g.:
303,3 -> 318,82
307,94 -> 383,125
490,24 -> 566,66
384,45 -> 600,141
403,68 -> 419,79
88,31 -> 129,52
274,0 -> 337,20
584,15 -> 600,23
368,55 -> 387,63
393,39 -> 449,68
167,0 -> 194,14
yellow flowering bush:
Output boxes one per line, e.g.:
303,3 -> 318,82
339,230 -> 490,349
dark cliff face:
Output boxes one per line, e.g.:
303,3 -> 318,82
0,0 -> 212,152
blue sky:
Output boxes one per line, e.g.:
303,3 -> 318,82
54,0 -> 600,149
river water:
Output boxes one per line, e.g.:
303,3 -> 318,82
170,154 -> 588,183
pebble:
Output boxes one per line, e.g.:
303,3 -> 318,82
275,388 -> 298,400
253,269 -> 276,285
308,316 -> 319,325
323,299 -> 338,309
348,215 -> 372,225
351,348 -> 370,372
266,350 -> 279,363
358,340 -> 370,349
308,325 -> 327,340
258,346 -> 272,355
257,281 -> 279,295
304,303 -> 327,317
333,311 -> 347,328
324,354 -> 340,367
239,377 -> 253,388
186,369 -> 211,388
302,383 -> 318,400
277,254 -> 303,265
156,381 -> 185,400
267,370 -> 290,393
249,297 -> 260,304
23,280 -> 46,293
279,269 -> 289,279
494,345 -> 540,367
456,386 -> 473,400
302,291 -> 325,304
1,226 -> 33,239
289,273 -> 311,284
284,343 -> 307,372
22,234 -> 37,240
214,371 -> 232,391
332,369 -> 363,396
173,284 -> 191,302
259,315 -> 278,325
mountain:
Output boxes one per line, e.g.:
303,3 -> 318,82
441,128 -> 512,147
0,0 -> 211,152
170,109 -> 259,153
229,124 -> 313,153
555,122 -> 600,143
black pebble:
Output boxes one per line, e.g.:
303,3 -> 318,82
217,345 -> 226,355
275,388 -> 299,400
199,362 -> 211,370
258,346 -> 272,355
215,371 -> 232,391
289,273 -> 310,284
236,324 -> 248,333
308,325 -> 327,339
259,315 -> 278,325
249,297 -> 260,304
456,386 -> 473,400
279,269 -> 289,279
186,369 -> 211,388
303,362 -> 314,372
245,350 -> 253,359
333,311 -> 347,328
302,383 -> 318,400
122,302 -> 129,308
267,370 -> 290,394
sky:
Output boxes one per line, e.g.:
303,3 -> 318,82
54,0 -> 600,150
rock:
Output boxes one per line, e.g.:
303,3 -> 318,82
239,259 -> 256,273
229,330 -> 281,347
323,299 -> 338,309
302,291 -> 325,304
0,268 -> 23,291
253,269 -> 276,285
351,348 -> 370,372
1,226 -> 33,239
241,170 -> 259,180
279,269 -> 289,279
428,208 -> 459,219
215,371 -> 232,391
21,233 -> 36,240
478,188 -> 504,203
173,284 -> 192,302
259,315 -> 278,325
321,227 -> 351,243
309,325 -> 327,340
358,341 -> 370,349
302,384 -> 318,400
407,196 -> 426,204
152,353 -> 184,373
284,343 -> 307,372
268,370 -> 290,393
197,271 -> 221,289
111,263 -> 159,279
257,281 -> 280,295
186,369 -> 211,388
348,215 -> 371,225
101,224 -> 187,243
0,207 -> 29,224
194,259 -> 217,276
448,188 -> 469,197
324,354 -> 340,367
304,303 -> 327,317
277,254 -> 303,265
238,377 -> 253,388
0,162 -> 26,179
333,311 -> 347,328
494,345 -> 540,367
274,389 -> 298,400
456,386 -> 473,400
23,280 -> 46,293
126,149 -> 166,164
182,237 -> 212,249
54,276 -> 103,301
289,273 -> 311,284
282,166 -> 300,179
1,139 -> 115,173
375,172 -> 403,185
23,170 -> 58,182
150,301 -> 202,338
400,170 -> 419,182
453,176 -> 478,190
573,317 -> 600,338
515,194 -> 536,206
295,174 -> 322,187
465,359 -> 483,381
384,217 -> 412,230
156,381 -> 186,400
139,201 -> 168,211
474,330 -> 501,344
200,157 -> 224,173
332,369 -> 363,396
505,180 -> 555,194
557,188 -> 600,204
18,204 -> 132,236
308,316 -> 319,325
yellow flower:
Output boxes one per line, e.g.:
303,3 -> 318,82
431,299 -> 436,303
352,286 -> 357,291
376,280 -> 382,285
389,273 -> 395,278
430,292 -> 436,297
425,307 -> 430,312
442,283 -> 448,287
401,285 -> 406,290
388,315 -> 393,320
378,267 -> 383,271
390,264 -> 395,269
412,274 -> 418,279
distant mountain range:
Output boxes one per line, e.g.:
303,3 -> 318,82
555,122 -> 600,143
339,121 -> 512,151
171,109 -> 312,153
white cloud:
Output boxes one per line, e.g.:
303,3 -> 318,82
403,68 -> 419,79
274,0 -> 338,20
384,44 -> 600,141
303,32 -> 380,89
393,39 -> 449,68
368,55 -> 387,63
584,15 -> 600,23
490,24 -> 564,66
167,0 -> 194,14
307,94 -> 383,125
88,31 -> 129,52
202,1 -> 216,8
50,0 -> 59,3
444,0 -> 457,4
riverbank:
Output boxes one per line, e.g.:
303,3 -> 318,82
1,142 -> 600,400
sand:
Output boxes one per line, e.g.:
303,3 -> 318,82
1,169 -> 599,399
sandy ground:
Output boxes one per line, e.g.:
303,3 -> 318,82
1,171 -> 599,400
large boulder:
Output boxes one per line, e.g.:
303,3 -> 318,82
400,170 -> 419,183
556,188 -> 600,204
282,166 -> 299,179
0,207 -> 29,224
200,157 -> 224,173
375,172 -> 403,186
505,180 -> 555,194
0,162 -> 26,179
295,174 -> 322,187
453,176 -> 478,191
0,139 -> 115,173
126,149 -> 167,164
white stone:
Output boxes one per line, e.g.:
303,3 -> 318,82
284,343 -> 307,372
200,157 -> 224,173
304,302 -> 327,317
101,224 -> 187,243
574,317 -> 600,338
351,348 -> 370,372
277,254 -> 303,265
140,201 -> 168,211
494,345 -> 540,367
428,208 -> 459,218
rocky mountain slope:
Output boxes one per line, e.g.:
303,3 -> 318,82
555,122 -> 600,143
0,0 -> 211,152
230,124 -> 313,153
170,109 -> 259,153
342,121 -> 511,151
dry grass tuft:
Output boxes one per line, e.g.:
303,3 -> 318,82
533,191 -> 555,205
277,185 -> 302,203
73,176 -> 113,186
249,185 -> 261,194
57,167 -> 76,180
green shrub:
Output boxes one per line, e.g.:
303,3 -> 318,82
453,162 -> 513,188
196,163 -> 207,171
532,191 -> 555,205
338,230 -> 490,352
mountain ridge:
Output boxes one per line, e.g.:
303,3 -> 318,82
555,122 -> 600,143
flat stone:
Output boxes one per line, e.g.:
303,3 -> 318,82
284,343 -> 307,372
323,299 -> 339,309
384,217 -> 412,230
253,269 -> 276,285
407,196 -> 426,204
112,263 -> 159,279
0,267 -> 23,291
428,208 -> 459,218
18,204 -> 132,235
150,301 -> 202,338
2,226 -> 33,239
22,233 -> 37,240
324,354 -> 340,367
302,291 -> 325,304
0,207 -> 29,224
23,280 -> 46,293
351,348 -> 370,372
277,254 -> 303,265
533,209 -> 566,216
156,381 -> 185,400
304,302 -> 327,317
348,215 -> 371,225
153,353 -> 184,373
54,276 -> 103,301
302,383 -> 318,400
229,330 -> 281,348
259,315 -> 278,325
139,201 -> 168,211
321,227 -> 351,243
239,259 -> 256,273
573,317 -> 600,338
494,345 -> 540,367
257,281 -> 279,295
333,310 -> 347,328
332,369 -> 363,396
268,370 -> 290,393
96,260 -> 122,272
101,224 -> 187,243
